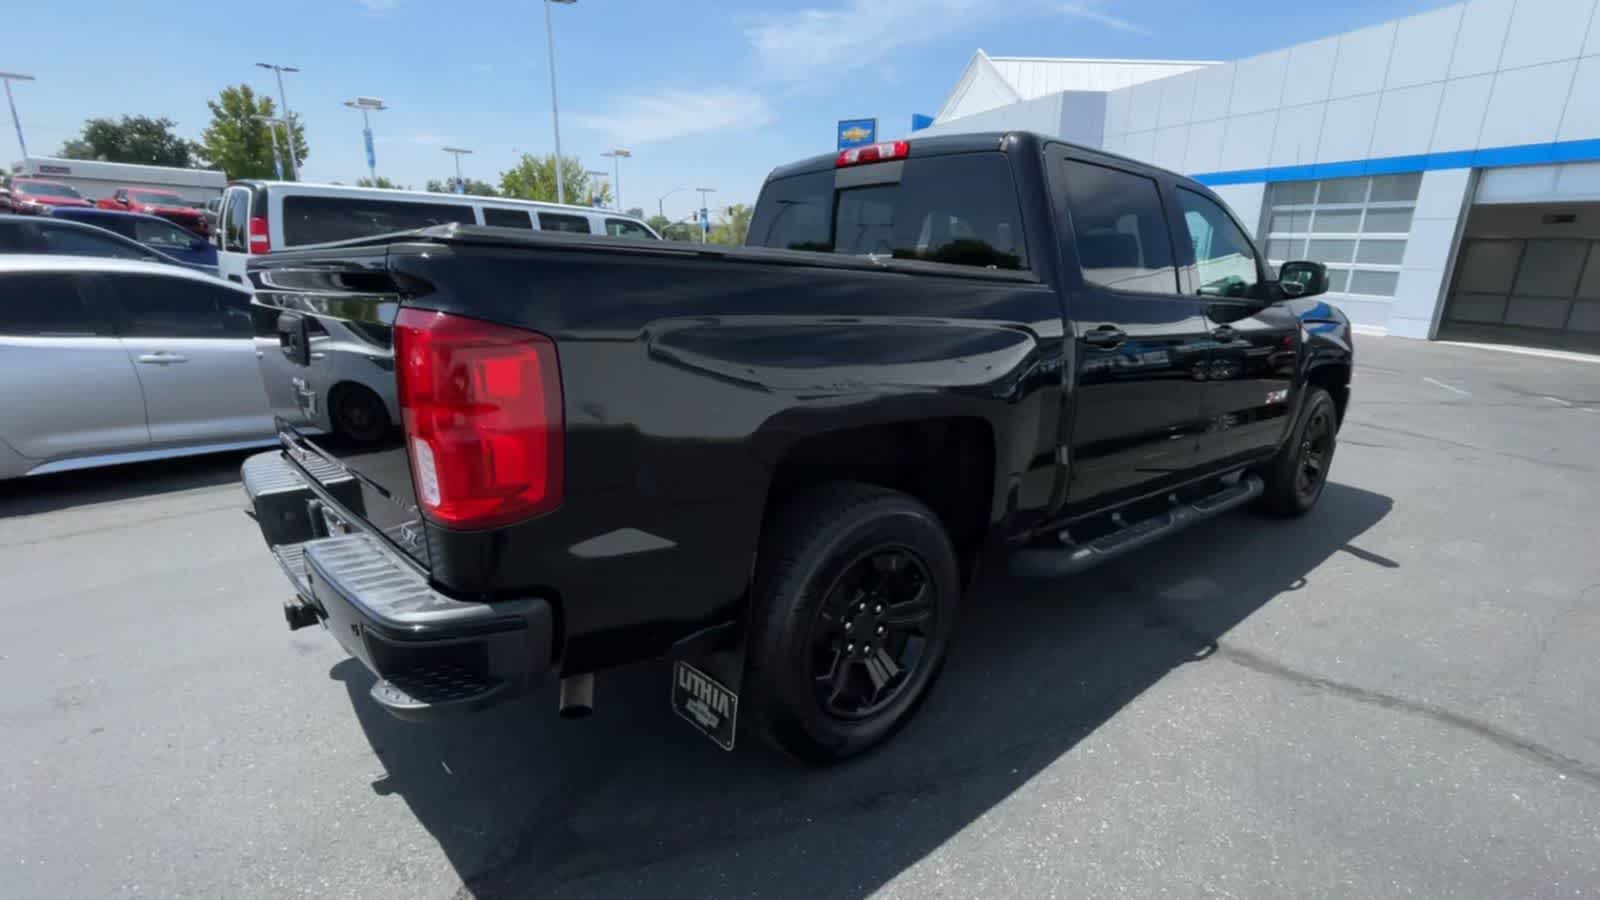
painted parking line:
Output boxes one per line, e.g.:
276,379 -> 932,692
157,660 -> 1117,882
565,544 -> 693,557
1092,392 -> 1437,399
1422,376 -> 1471,397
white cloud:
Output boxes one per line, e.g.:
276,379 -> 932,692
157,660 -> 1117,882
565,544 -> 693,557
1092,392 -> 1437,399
745,0 -> 998,83
1058,1 -> 1152,36
570,88 -> 776,145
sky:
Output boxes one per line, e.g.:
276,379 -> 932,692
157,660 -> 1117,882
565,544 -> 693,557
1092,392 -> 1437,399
4,0 -> 1443,224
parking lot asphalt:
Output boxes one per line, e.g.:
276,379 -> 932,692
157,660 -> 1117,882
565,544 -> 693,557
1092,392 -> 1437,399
2,336 -> 1598,900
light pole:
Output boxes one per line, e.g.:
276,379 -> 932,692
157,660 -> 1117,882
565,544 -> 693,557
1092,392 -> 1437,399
696,186 -> 716,243
342,96 -> 388,183
601,147 -> 630,211
657,186 -> 689,220
252,115 -> 288,181
584,169 -> 608,207
442,146 -> 474,192
0,72 -> 35,160
254,62 -> 300,179
543,0 -> 577,205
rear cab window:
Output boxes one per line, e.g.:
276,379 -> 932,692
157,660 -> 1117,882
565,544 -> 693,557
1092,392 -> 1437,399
280,196 -> 475,246
746,152 -> 1028,271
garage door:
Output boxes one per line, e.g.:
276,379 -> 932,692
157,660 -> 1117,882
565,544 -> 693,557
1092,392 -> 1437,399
1439,234 -> 1600,353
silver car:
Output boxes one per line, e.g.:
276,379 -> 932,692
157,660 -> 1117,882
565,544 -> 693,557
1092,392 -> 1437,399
0,255 -> 276,479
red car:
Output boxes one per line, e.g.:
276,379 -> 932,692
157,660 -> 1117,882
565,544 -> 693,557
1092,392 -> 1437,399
97,186 -> 208,236
9,178 -> 94,214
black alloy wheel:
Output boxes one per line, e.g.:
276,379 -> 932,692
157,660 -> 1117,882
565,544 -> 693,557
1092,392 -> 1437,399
809,546 -> 936,720
1295,404 -> 1334,503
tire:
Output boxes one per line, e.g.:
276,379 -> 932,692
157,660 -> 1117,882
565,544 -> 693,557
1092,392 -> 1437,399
328,383 -> 390,446
745,483 -> 961,764
1256,386 -> 1338,517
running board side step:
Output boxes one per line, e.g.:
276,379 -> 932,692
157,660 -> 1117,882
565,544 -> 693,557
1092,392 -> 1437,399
1009,475 -> 1263,578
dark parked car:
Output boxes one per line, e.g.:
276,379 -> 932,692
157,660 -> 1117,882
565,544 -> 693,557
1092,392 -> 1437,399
240,131 -> 1351,762
49,207 -> 218,273
0,214 -> 215,275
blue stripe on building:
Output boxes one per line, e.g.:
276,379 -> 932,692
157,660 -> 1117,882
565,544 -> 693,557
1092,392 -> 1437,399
1190,138 -> 1600,186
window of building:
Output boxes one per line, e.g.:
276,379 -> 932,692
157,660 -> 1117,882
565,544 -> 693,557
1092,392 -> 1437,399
1260,173 -> 1420,300
1062,159 -> 1176,294
538,213 -> 592,234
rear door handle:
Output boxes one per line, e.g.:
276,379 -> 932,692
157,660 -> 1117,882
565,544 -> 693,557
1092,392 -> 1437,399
137,351 -> 188,365
1083,325 -> 1127,347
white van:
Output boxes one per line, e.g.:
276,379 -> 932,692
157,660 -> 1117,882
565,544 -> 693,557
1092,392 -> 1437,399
215,181 -> 660,286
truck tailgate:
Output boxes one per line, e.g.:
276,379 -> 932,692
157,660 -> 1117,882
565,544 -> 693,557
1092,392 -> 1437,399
248,250 -> 431,568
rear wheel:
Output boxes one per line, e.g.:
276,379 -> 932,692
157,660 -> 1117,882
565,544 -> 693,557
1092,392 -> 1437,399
746,483 -> 960,763
329,383 -> 389,446
1257,386 -> 1337,517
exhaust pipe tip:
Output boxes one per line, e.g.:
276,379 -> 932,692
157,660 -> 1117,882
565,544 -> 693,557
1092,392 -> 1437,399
558,673 -> 594,719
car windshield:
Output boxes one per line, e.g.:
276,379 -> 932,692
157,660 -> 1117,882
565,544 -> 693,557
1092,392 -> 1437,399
133,192 -> 186,206
16,181 -> 83,199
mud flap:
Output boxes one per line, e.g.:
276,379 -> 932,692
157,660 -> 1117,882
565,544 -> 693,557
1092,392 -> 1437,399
667,620 -> 746,751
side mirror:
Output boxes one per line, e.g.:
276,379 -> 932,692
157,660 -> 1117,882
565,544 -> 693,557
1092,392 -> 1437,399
1278,260 -> 1329,299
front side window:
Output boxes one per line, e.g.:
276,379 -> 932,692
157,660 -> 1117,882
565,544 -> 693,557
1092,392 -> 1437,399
136,219 -> 196,249
605,218 -> 655,239
1061,159 -> 1177,294
0,273 -> 109,336
132,191 -> 184,207
281,196 -> 475,246
111,274 -> 237,338
1177,188 -> 1261,298
538,213 -> 592,234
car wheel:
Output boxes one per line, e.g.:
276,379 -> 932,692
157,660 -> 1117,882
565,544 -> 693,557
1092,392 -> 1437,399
1256,386 -> 1337,517
745,483 -> 960,763
329,384 -> 390,446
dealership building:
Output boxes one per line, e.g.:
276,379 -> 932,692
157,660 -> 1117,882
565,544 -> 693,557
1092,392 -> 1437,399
918,0 -> 1600,353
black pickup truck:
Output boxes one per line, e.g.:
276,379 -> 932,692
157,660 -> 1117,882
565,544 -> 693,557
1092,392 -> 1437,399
241,132 -> 1350,762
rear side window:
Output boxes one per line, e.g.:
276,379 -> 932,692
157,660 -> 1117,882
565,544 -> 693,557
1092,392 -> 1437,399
483,207 -> 533,229
0,273 -> 110,336
109,274 -> 252,338
538,213 -> 592,234
281,196 -> 475,246
1061,159 -> 1178,294
605,218 -> 655,239
747,153 -> 1028,270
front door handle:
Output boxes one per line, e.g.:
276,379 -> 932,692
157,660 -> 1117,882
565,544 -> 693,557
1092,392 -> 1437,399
1212,325 -> 1238,342
226,274 -> 243,284
1083,325 -> 1127,347
137,351 -> 188,365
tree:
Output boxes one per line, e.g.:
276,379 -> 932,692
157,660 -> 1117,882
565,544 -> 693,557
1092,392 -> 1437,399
498,153 -> 609,206
59,116 -> 199,167
625,207 -> 645,220
647,214 -> 696,242
425,177 -> 499,196
357,176 -> 403,189
199,85 -> 308,180
708,203 -> 753,246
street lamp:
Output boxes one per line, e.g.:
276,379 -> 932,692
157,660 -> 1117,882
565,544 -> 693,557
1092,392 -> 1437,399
342,96 -> 388,183
696,186 -> 716,243
0,71 -> 36,160
601,147 -> 630,211
543,0 -> 577,205
584,169 -> 608,207
657,186 -> 689,220
442,146 -> 474,192
252,115 -> 288,181
254,62 -> 300,179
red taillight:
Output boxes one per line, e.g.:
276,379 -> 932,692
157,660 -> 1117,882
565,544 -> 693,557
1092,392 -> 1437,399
394,308 -> 564,530
836,140 -> 910,168
248,216 -> 270,253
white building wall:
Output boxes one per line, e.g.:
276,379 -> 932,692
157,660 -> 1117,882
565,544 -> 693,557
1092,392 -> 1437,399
1390,169 -> 1475,338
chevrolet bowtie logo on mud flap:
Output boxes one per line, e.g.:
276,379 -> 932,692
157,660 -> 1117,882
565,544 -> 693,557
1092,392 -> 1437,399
672,661 -> 738,751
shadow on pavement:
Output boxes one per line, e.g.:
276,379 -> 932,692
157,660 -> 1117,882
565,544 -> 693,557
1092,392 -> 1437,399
0,449 -> 258,518
333,482 -> 1393,899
